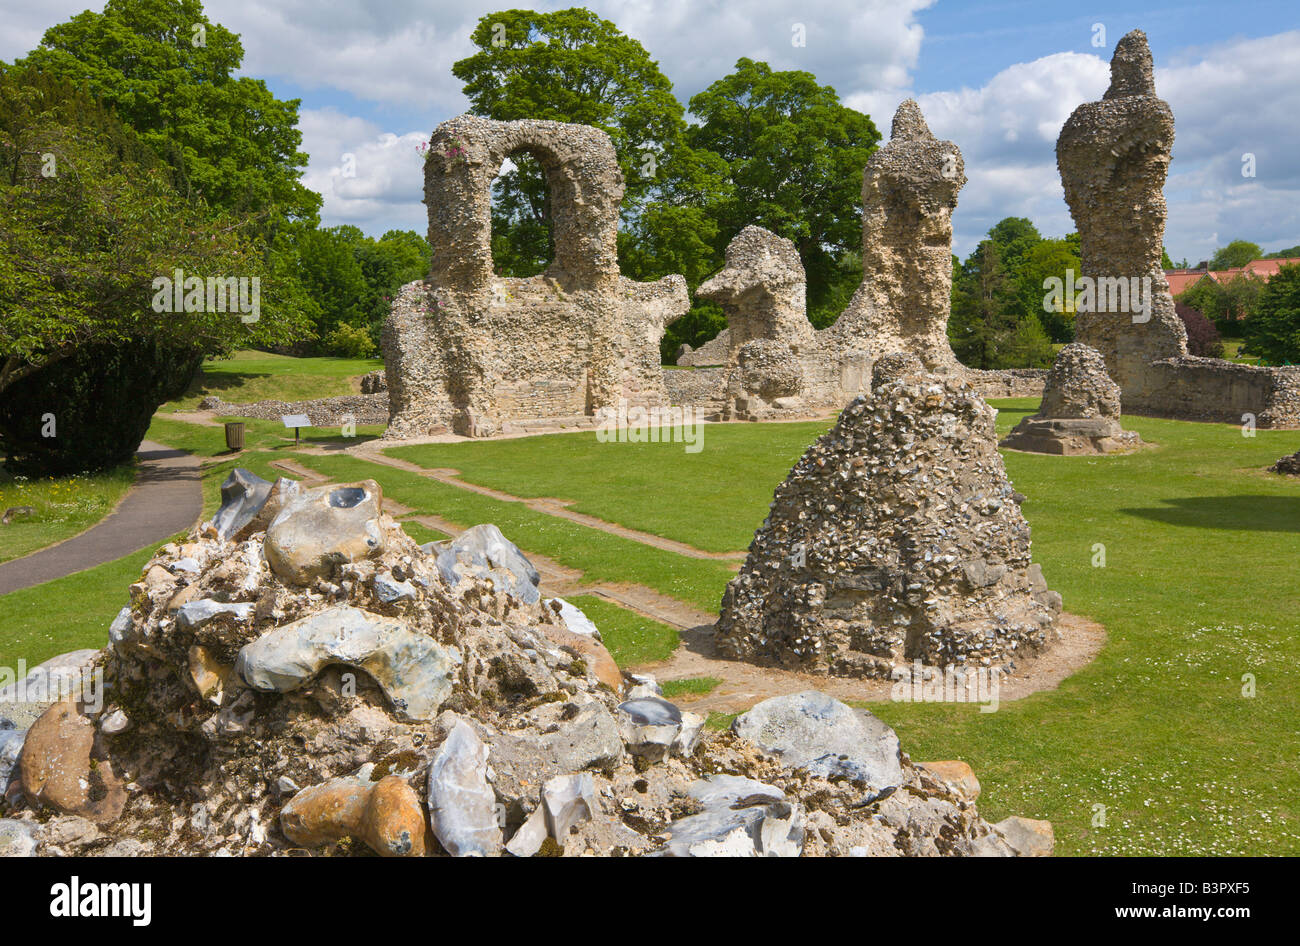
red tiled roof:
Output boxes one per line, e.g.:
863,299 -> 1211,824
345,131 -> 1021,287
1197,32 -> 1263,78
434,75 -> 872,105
1165,270 -> 1210,296
1164,257 -> 1300,297
1242,257 -> 1300,278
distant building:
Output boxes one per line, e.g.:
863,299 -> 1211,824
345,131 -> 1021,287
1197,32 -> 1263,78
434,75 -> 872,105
1165,257 -> 1300,297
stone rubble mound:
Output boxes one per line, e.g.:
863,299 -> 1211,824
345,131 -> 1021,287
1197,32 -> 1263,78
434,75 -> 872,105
1000,343 -> 1142,455
0,466 -> 1051,857
716,354 -> 1062,677
1270,450 -> 1300,476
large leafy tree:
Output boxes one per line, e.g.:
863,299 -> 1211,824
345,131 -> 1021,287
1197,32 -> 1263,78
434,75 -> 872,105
1015,238 -> 1081,343
687,58 -> 880,319
15,0 -> 319,225
948,222 -> 1055,370
453,7 -> 725,281
0,67 -> 307,397
1242,264 -> 1300,365
1209,240 -> 1263,270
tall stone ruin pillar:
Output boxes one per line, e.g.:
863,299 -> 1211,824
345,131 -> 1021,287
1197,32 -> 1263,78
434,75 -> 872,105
1057,30 -> 1188,409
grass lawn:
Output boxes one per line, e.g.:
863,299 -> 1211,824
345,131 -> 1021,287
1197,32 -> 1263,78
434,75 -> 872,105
0,544 -> 161,670
159,349 -> 382,413
0,464 -> 137,564
384,421 -> 827,553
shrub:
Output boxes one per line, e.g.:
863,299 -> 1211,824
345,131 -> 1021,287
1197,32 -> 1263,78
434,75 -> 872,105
322,322 -> 379,359
1175,303 -> 1225,358
1243,264 -> 1300,365
0,339 -> 202,476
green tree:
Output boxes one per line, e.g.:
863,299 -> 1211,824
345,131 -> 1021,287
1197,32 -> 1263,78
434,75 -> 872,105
292,227 -> 369,349
0,67 -> 306,396
1176,274 -> 1264,335
948,230 -> 1055,369
1264,244 -> 1300,259
1209,240 -> 1263,270
1242,264 -> 1300,364
1015,238 -> 1081,343
16,0 -> 319,225
687,58 -> 880,315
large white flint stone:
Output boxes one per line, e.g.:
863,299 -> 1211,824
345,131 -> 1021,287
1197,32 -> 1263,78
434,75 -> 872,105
432,524 -> 541,604
426,720 -> 503,856
264,480 -> 384,584
234,606 -> 454,721
617,697 -> 683,761
731,691 -> 904,791
211,468 -> 273,542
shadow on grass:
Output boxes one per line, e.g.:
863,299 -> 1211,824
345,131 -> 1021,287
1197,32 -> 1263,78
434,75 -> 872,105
1120,495 -> 1300,533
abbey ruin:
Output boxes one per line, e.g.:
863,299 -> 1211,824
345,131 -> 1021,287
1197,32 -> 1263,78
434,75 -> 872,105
382,116 -> 688,439
1059,30 -> 1300,428
379,101 -> 1048,439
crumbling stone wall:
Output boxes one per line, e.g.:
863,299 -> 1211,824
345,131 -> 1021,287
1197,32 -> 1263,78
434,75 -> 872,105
685,100 -> 1025,420
716,353 -> 1061,677
824,100 -> 966,374
1058,30 -> 1300,428
383,115 -> 687,438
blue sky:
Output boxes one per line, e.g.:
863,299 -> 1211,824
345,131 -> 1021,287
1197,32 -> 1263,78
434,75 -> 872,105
4,1 -> 1298,262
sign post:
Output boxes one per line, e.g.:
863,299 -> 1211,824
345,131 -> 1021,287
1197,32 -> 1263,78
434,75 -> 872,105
281,414 -> 310,446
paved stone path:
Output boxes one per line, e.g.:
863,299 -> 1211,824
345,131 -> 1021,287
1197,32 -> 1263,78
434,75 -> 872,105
0,442 -> 202,595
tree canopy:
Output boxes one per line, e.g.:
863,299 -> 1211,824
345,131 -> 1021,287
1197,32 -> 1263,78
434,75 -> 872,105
1209,240 -> 1264,270
0,66 -> 307,395
16,0 -> 319,225
1242,264 -> 1300,365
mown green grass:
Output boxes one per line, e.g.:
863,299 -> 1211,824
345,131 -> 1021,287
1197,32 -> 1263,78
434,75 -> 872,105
661,676 -> 723,699
0,544 -> 162,670
160,349 -> 382,412
0,464 -> 138,564
146,415 -> 384,458
384,422 -> 827,553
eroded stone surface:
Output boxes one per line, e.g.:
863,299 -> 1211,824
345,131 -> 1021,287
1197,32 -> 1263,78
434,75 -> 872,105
426,719 -> 502,857
433,523 -> 541,604
383,115 -> 687,438
19,697 -> 126,822
716,356 -> 1062,675
0,818 -> 37,857
732,692 -> 904,791
1056,30 -> 1300,428
264,480 -> 384,584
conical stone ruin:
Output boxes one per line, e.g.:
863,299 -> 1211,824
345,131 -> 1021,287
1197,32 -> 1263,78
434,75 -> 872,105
716,354 -> 1062,677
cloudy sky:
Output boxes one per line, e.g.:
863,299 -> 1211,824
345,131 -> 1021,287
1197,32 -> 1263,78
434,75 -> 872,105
3,0 -> 1298,262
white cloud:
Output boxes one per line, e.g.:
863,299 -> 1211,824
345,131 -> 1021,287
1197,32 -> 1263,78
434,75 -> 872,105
298,108 -> 427,232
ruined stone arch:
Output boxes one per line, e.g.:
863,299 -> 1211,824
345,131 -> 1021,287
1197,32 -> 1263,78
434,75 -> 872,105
383,115 -> 687,439
424,115 -> 623,292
